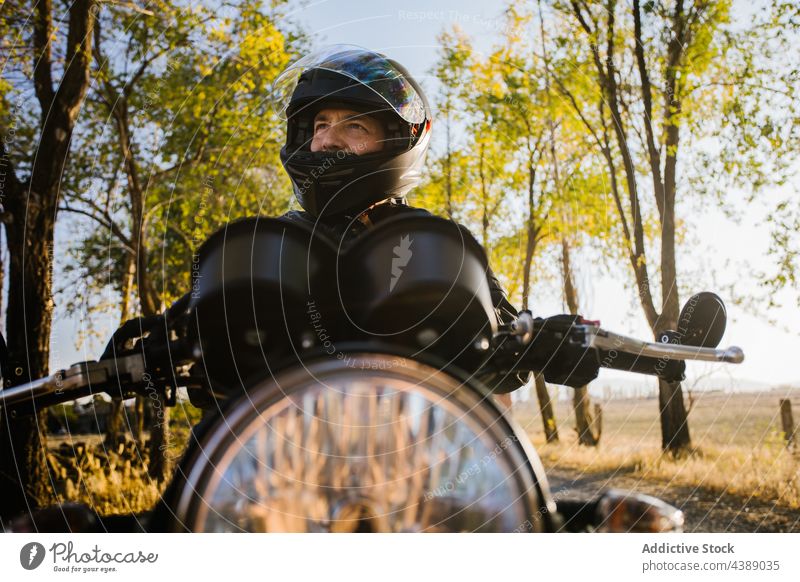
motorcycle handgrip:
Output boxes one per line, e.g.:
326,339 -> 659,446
595,348 -> 686,383
507,339 -> 685,386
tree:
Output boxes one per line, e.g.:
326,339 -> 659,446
547,0 -> 691,452
0,0 -> 96,519
423,23 -> 564,438
59,0 -> 297,481
544,0 -> 800,452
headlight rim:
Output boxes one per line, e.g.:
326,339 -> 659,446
172,349 -> 552,532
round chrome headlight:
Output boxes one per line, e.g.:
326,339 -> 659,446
173,353 -> 546,532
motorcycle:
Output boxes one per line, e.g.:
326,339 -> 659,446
0,215 -> 743,532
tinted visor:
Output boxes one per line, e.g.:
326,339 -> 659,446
274,45 -> 426,124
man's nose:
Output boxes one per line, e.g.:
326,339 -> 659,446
319,127 -> 347,152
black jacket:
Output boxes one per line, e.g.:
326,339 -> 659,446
278,201 -> 527,393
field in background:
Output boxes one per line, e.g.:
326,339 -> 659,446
513,388 -> 800,510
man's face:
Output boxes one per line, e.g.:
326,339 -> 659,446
310,108 -> 386,154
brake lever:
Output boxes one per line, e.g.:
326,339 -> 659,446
583,326 -> 745,364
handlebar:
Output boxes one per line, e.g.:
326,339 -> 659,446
0,311 -> 745,414
0,355 -> 147,415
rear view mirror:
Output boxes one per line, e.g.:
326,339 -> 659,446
675,292 -> 727,348
555,489 -> 684,532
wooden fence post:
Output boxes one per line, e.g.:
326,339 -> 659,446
780,399 -> 795,448
593,402 -> 603,441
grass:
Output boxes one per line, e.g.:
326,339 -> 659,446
46,399 -> 201,516
513,388 -> 800,508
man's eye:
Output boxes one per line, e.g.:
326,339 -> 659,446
314,123 -> 329,132
347,123 -> 367,133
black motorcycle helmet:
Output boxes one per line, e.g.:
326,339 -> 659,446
275,45 -> 432,219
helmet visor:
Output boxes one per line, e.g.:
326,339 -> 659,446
273,45 -> 426,124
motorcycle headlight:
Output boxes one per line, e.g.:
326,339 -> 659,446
173,353 -> 546,532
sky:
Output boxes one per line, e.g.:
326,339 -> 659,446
47,0 -> 800,392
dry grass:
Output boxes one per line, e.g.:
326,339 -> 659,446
47,400 -> 200,516
47,437 -> 171,516
513,389 -> 800,508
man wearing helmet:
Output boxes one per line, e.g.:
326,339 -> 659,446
310,108 -> 387,154
275,46 -> 526,396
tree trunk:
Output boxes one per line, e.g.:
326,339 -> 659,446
516,136 -> 553,439
477,138 -> 489,249
0,0 -> 95,521
104,398 -> 125,449
534,373 -> 559,443
444,103 -> 453,218
560,238 -> 601,446
658,379 -> 691,453
0,190 -> 57,519
146,392 -> 170,481
133,396 -> 145,447
96,187 -> 170,481
563,0 -> 691,452
655,1 -> 690,454
136,240 -> 170,483
100,66 -> 170,482
780,399 -> 795,448
573,386 -> 601,446
104,253 -> 136,448
521,155 -> 539,311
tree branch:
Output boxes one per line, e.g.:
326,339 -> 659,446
32,0 -> 56,112
633,0 -> 665,221
61,195 -> 133,251
570,0 -> 595,36
56,0 -> 95,119
104,0 -> 154,16
552,74 -> 606,157
0,133 -> 22,200
688,79 -> 793,97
